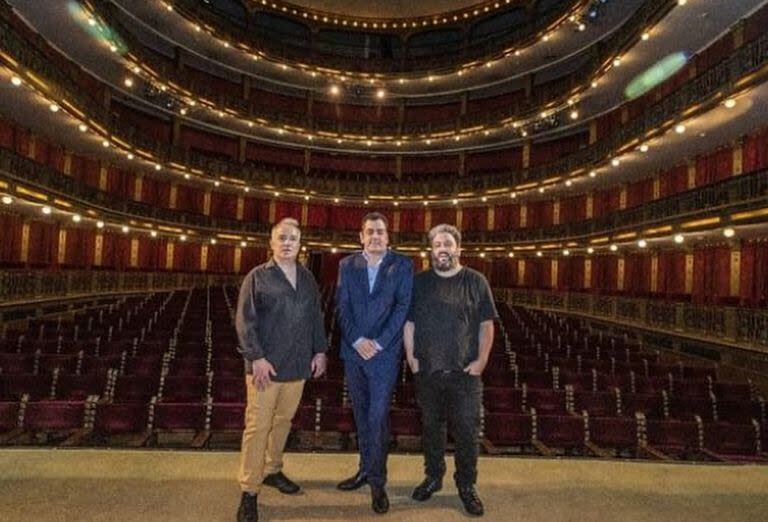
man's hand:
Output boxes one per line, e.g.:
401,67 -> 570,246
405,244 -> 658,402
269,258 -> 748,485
463,359 -> 486,376
311,353 -> 327,378
354,338 -> 378,360
407,356 -> 420,374
251,358 -> 277,391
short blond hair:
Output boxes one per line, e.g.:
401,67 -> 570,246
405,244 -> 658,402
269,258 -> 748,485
271,217 -> 301,239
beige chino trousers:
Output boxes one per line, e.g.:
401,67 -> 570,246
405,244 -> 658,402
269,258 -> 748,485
238,377 -> 305,493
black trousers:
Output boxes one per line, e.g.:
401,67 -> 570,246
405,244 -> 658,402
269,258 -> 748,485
414,370 -> 482,488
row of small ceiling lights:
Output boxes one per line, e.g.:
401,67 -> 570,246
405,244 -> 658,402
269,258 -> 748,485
0,192 -> 246,246
6,64 -> 743,211
246,0 -> 541,29
165,0 -> 595,82
102,0 -> 696,148
0,192 -> 739,257
127,54 -> 565,146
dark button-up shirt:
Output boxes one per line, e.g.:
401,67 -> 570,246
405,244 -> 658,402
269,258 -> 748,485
235,259 -> 327,381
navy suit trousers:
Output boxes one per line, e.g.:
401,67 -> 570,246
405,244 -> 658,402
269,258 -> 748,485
344,353 -> 400,488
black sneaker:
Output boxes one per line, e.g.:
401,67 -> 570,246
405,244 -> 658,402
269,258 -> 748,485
262,471 -> 301,494
236,492 -> 258,522
458,486 -> 484,516
411,476 -> 443,502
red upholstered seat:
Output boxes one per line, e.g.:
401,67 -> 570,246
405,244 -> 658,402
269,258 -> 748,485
153,402 -> 207,431
167,358 -> 207,377
0,353 -> 35,375
484,387 -> 524,413
621,393 -> 665,419
0,374 -> 52,401
0,401 -> 20,433
161,376 -> 208,403
588,416 -> 639,450
527,389 -> 567,415
318,406 -> 356,434
703,422 -> 760,458
303,379 -> 344,407
210,377 -> 246,403
536,414 -> 585,450
94,402 -> 150,435
24,400 -> 87,432
574,390 -> 618,417
55,374 -> 108,400
390,408 -> 421,437
484,413 -> 533,446
210,403 -> 245,431
291,404 -> 317,431
715,400 -> 762,425
211,358 -> 243,377
112,375 -> 159,402
713,382 -> 752,402
646,419 -> 701,457
668,396 -> 714,421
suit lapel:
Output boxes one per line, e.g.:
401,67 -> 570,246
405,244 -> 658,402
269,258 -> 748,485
352,253 -> 369,297
369,253 -> 394,296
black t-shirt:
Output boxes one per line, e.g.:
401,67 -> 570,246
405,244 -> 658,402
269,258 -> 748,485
407,267 -> 498,375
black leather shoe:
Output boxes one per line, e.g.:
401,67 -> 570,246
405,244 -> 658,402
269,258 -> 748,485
458,486 -> 485,516
236,492 -> 258,522
371,486 -> 390,514
411,476 -> 443,502
337,471 -> 368,491
262,472 -> 301,494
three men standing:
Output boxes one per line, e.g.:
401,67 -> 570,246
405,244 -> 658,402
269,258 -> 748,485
335,212 -> 414,514
234,216 -> 494,520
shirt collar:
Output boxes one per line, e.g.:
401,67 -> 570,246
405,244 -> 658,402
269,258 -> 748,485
361,249 -> 387,268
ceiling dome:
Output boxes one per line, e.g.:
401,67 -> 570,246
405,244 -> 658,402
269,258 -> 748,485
185,0 -> 580,74
272,0 -> 485,19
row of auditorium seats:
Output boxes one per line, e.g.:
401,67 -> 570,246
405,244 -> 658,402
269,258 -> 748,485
0,286 -> 765,463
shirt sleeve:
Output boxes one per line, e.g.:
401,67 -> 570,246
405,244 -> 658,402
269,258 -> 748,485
406,276 -> 418,323
235,270 -> 265,361
309,274 -> 328,355
476,273 -> 498,323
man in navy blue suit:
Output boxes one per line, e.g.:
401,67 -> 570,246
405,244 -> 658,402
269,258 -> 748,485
335,211 -> 413,514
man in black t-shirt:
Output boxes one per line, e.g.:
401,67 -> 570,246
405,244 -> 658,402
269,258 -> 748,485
404,224 -> 497,517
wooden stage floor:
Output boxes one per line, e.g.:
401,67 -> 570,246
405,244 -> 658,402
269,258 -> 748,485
0,449 -> 766,521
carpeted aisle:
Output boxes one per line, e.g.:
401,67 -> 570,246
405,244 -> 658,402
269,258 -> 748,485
0,449 -> 767,521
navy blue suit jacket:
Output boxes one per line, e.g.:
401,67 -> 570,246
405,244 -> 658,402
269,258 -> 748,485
336,251 -> 413,365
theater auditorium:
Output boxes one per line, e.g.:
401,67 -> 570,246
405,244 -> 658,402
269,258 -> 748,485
0,0 -> 767,520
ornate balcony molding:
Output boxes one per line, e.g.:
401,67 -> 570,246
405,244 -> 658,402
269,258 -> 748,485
93,0 -> 669,140
164,0 -> 583,74
2,144 -> 767,249
0,3 -> 766,198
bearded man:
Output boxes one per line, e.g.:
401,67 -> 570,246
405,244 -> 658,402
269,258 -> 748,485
403,223 -> 497,517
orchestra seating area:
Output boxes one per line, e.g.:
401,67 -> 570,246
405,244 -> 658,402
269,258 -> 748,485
1,286 -> 765,463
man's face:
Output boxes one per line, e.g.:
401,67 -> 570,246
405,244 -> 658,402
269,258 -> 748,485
360,219 -> 389,256
270,224 -> 300,262
430,232 -> 460,272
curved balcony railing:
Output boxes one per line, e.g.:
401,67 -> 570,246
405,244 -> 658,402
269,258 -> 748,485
0,269 -> 235,305
0,3 -> 766,198
501,289 -> 768,353
93,0 -> 668,137
165,0 -> 581,74
3,144 -> 767,248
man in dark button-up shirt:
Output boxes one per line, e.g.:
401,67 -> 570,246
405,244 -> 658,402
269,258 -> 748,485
235,218 -> 327,522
